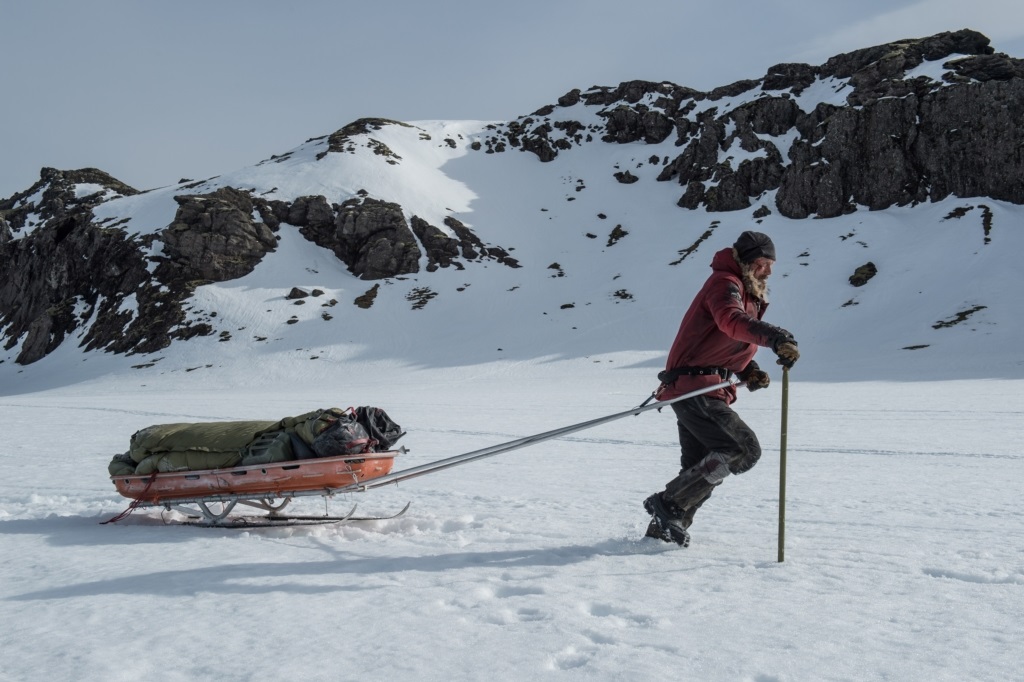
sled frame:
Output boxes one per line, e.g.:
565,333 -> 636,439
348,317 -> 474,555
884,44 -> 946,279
144,486 -> 408,526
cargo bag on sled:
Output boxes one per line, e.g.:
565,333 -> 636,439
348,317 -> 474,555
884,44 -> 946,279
108,406 -> 404,476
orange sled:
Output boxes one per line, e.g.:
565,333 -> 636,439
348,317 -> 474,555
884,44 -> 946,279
109,450 -> 407,526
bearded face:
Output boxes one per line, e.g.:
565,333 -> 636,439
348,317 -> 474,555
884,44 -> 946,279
749,257 -> 773,281
740,255 -> 774,302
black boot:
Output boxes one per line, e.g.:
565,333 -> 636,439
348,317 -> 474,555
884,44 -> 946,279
643,493 -> 690,547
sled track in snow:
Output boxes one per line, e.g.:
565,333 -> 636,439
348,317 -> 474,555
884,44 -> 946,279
797,446 -> 1021,461
0,402 -> 250,422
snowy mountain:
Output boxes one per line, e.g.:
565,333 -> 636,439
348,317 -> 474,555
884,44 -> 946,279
2,28 -> 1023,390
2,29 -> 1024,682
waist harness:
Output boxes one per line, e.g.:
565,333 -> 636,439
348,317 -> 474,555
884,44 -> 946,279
658,366 -> 731,385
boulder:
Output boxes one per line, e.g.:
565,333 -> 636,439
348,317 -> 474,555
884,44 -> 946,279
158,187 -> 277,283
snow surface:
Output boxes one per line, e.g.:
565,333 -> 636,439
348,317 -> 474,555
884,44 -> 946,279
2,62 -> 1023,679
2,368 -> 1022,682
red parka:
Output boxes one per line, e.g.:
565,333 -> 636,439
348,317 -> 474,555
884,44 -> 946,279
659,248 -> 791,405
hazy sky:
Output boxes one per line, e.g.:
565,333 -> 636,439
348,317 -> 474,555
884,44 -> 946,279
2,0 -> 1023,198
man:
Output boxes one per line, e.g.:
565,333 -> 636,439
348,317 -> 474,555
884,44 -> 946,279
644,230 -> 799,546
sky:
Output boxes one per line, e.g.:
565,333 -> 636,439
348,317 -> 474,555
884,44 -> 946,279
2,0 -> 1024,199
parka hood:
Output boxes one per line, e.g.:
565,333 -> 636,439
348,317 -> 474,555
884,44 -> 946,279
710,247 -> 742,276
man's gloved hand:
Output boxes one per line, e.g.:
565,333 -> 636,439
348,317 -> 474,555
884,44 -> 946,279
744,369 -> 770,392
736,361 -> 769,391
773,337 -> 800,368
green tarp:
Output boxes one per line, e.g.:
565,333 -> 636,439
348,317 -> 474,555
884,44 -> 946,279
109,408 -> 347,476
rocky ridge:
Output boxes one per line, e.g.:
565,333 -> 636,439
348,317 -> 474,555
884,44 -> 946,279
0,169 -> 518,364
479,29 -> 1024,217
2,29 -> 1022,366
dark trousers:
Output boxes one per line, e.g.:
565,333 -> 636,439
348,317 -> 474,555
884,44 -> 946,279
661,396 -> 761,527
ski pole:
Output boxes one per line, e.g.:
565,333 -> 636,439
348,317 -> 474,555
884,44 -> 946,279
778,365 -> 789,563
337,378 -> 739,493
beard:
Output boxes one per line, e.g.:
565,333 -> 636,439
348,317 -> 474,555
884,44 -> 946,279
731,247 -> 769,301
741,265 -> 770,302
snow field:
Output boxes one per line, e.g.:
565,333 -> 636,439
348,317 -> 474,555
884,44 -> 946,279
1,369 -> 1021,681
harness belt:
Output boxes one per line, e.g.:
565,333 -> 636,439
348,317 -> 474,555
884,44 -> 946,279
658,366 -> 732,384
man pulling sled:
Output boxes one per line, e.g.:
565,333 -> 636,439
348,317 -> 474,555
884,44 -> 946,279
644,231 -> 800,547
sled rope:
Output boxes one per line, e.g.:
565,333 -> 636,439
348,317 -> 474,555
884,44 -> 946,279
102,473 -> 158,524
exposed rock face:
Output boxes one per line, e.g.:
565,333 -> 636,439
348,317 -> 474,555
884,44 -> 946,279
480,29 -> 1023,217
284,195 -> 420,279
284,195 -> 520,278
335,197 -> 421,279
0,208 -> 154,364
0,169 -> 149,364
0,167 -> 139,234
411,216 -> 461,271
0,181 -> 282,365
602,102 -> 674,144
319,118 -> 412,161
442,217 -> 520,269
157,187 -> 278,282
777,76 -> 1024,217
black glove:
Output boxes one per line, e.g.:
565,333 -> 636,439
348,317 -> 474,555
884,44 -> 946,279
744,368 -> 770,391
736,361 -> 770,392
773,336 -> 799,368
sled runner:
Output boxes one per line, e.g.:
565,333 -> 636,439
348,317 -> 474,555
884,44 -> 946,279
109,449 -> 409,526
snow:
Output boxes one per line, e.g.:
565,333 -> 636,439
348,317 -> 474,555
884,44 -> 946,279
2,85 -> 1024,681
2,369 -> 1022,682
72,182 -> 107,199
789,75 -> 854,112
904,53 -> 973,82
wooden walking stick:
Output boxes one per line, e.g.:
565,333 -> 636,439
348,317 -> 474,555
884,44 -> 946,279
778,365 -> 789,563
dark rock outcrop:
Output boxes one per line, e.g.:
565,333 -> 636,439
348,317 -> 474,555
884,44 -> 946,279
411,216 -> 461,271
157,187 -> 278,283
319,118 -> 412,161
0,208 -> 154,364
557,89 -> 581,107
443,217 -> 520,269
1,181 -> 281,365
265,194 -> 520,280
0,167 -> 138,233
323,197 -> 421,280
483,29 -> 1022,217
762,63 -> 817,93
850,262 -> 878,287
602,105 -> 674,144
777,77 -> 1024,217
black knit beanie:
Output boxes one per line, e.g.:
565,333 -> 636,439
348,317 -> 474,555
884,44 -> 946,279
734,231 -> 776,263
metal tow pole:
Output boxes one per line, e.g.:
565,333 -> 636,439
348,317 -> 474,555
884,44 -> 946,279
335,379 -> 739,494
778,365 -> 790,563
